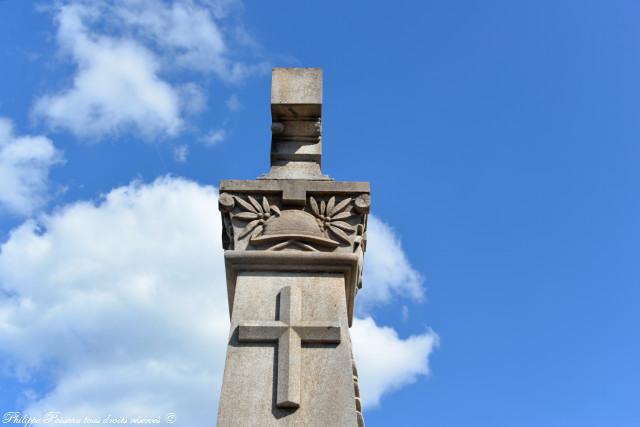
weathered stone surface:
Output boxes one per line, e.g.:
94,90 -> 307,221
238,285 -> 341,408
271,68 -> 322,106
216,273 -> 357,426
223,247 -> 361,327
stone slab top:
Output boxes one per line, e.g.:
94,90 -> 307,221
220,179 -> 370,206
271,68 -> 322,105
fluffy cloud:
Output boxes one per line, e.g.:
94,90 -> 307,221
0,178 -> 226,424
33,3 -> 182,138
33,1 -> 266,139
0,177 -> 434,422
0,118 -> 62,215
359,216 -> 425,308
352,317 -> 438,407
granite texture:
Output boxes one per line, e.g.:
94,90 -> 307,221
216,273 -> 357,426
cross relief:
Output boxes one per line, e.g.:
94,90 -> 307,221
238,285 -> 341,408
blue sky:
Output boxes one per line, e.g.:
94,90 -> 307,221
1,1 -> 639,426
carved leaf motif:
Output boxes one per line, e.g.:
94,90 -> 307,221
310,197 -> 320,216
326,196 -> 336,216
330,211 -> 353,221
234,212 -> 259,221
327,224 -> 352,243
235,196 -> 258,214
320,200 -> 326,216
262,197 -> 270,214
271,205 -> 281,215
251,225 -> 264,238
238,219 -> 261,239
330,221 -> 355,232
330,197 -> 353,216
248,196 -> 263,213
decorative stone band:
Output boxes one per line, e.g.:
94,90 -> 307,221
224,251 -> 361,327
219,180 -> 370,252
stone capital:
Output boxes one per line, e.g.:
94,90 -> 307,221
218,179 -> 370,326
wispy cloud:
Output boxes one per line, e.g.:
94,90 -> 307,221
199,129 -> 226,146
33,0 -> 267,140
225,94 -> 240,111
0,117 -> 62,215
112,0 -> 264,81
173,144 -> 189,162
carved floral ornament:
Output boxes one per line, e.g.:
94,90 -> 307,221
231,195 -> 281,239
308,196 -> 354,244
219,192 -> 369,251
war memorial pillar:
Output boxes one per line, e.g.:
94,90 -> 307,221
216,68 -> 369,427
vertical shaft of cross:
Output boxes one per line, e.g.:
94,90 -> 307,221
277,286 -> 301,407
278,328 -> 300,407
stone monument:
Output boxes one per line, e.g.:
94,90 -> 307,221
216,68 -> 370,426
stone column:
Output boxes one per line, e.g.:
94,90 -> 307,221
216,68 -> 369,427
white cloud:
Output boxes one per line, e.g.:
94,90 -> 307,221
0,118 -> 62,215
352,317 -> 438,408
200,129 -> 226,146
33,1 -> 266,139
0,178 -> 226,424
178,83 -> 207,115
173,144 -> 189,162
113,0 -> 253,81
33,4 -> 182,139
0,177 -> 434,422
359,215 -> 425,308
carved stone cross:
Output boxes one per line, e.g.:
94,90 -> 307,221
238,286 -> 341,409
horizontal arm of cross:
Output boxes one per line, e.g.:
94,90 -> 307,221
239,321 -> 288,342
294,322 -> 341,343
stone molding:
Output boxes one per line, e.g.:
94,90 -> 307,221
224,251 -> 360,326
